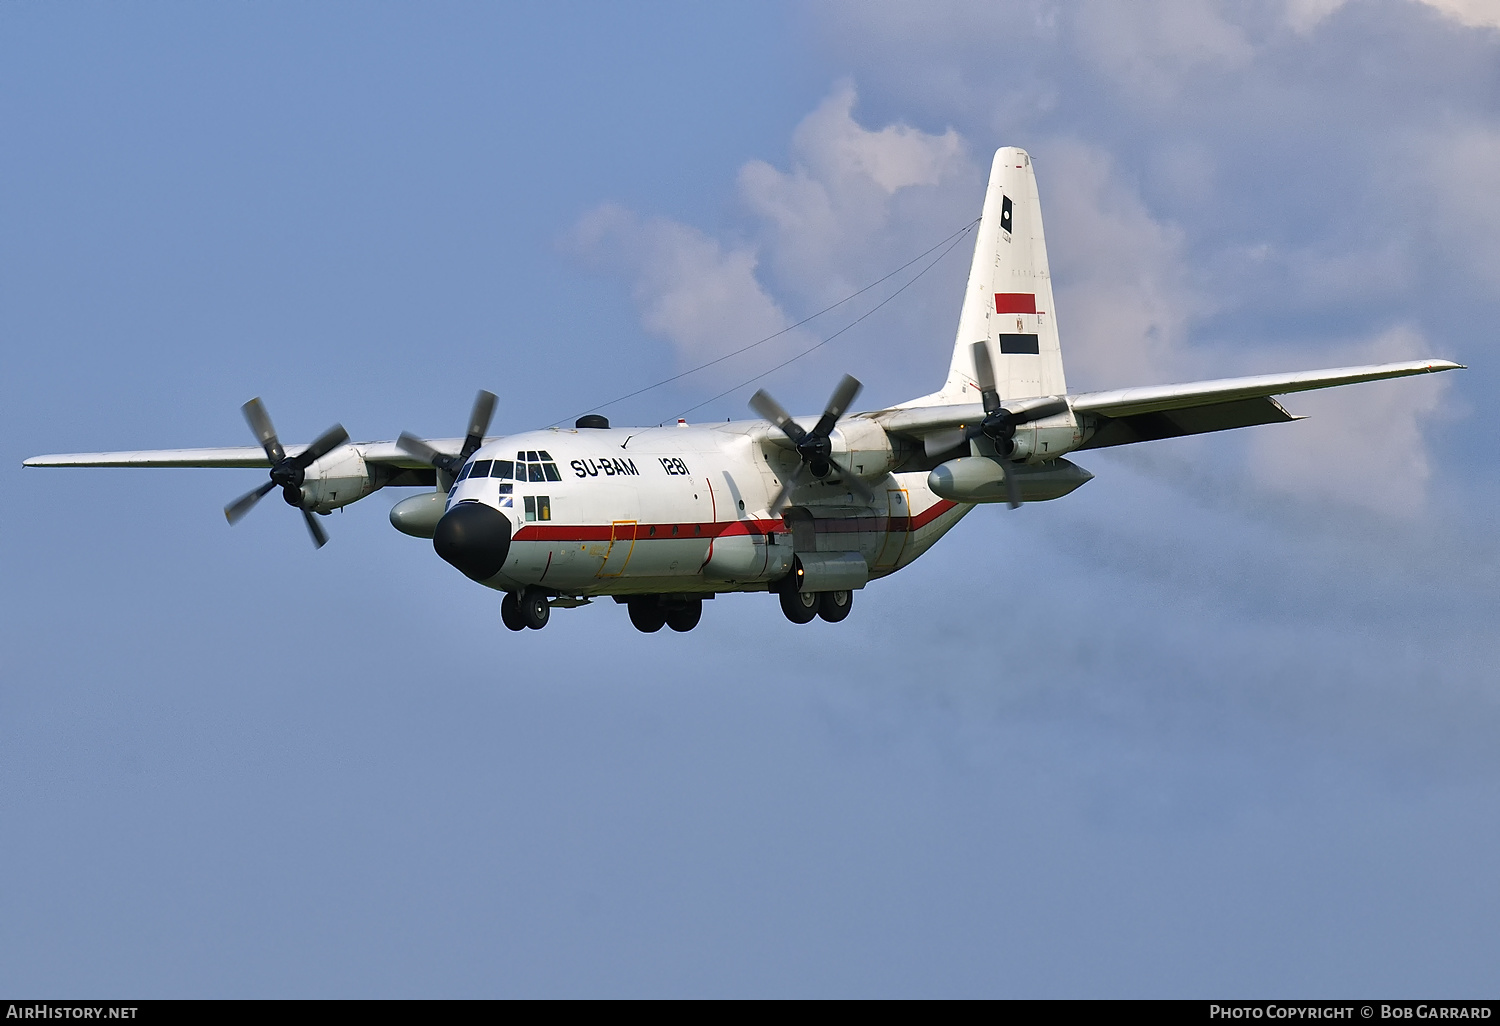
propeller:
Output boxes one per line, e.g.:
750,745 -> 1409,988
396,390 -> 497,475
223,398 -> 349,548
923,342 -> 1069,508
749,374 -> 875,510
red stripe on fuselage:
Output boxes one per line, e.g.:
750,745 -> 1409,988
508,499 -> 959,544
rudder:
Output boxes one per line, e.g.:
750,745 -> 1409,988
910,147 -> 1066,407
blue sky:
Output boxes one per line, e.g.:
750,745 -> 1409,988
3,1 -> 1498,997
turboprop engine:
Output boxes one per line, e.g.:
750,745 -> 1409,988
828,417 -> 897,483
749,375 -> 898,509
927,456 -> 1093,505
295,446 -> 390,514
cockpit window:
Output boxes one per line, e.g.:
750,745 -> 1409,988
469,459 -> 493,479
456,462 -> 474,481
514,451 -> 561,483
492,460 -> 514,480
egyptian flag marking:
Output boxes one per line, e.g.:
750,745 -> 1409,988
994,293 -> 1037,315
1000,195 -> 1013,234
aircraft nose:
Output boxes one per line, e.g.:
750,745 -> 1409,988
433,502 -> 512,581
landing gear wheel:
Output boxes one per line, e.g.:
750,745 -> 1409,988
520,587 -> 550,630
628,597 -> 666,633
818,590 -> 853,623
665,598 -> 703,633
500,592 -> 526,631
779,588 -> 819,624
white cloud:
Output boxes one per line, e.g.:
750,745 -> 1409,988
1246,325 -> 1452,516
1070,0 -> 1255,99
1414,0 -> 1500,29
570,204 -> 791,372
1285,0 -> 1500,31
1425,124 -> 1500,286
572,84 -> 977,395
1283,0 -> 1353,33
736,82 -> 974,307
1039,138 -> 1208,390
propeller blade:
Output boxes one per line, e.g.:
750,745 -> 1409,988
301,507 -> 328,548
827,459 -> 875,502
768,463 -> 809,512
749,389 -> 807,443
811,374 -> 862,438
460,390 -> 497,460
396,432 -> 450,468
1003,460 -> 1022,510
241,398 -> 286,464
224,479 -> 276,524
970,343 -> 1001,414
291,423 -> 350,470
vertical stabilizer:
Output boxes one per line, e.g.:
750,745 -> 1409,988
906,147 -> 1066,407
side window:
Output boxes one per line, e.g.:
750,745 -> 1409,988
543,463 -> 561,482
457,462 -> 474,481
524,496 -> 536,522
528,463 -> 545,482
537,495 -> 551,521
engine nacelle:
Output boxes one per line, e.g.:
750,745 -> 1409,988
296,447 -> 384,513
830,418 -> 897,480
928,456 -> 1093,504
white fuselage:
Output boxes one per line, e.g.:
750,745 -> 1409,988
444,420 -> 971,598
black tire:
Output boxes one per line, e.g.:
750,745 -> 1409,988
779,588 -> 819,624
520,587 -> 550,630
818,590 -> 853,623
500,591 -> 526,632
628,597 -> 666,633
665,598 -> 703,633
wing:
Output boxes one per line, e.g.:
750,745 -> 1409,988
869,359 -> 1463,448
1069,359 -> 1462,450
23,438 -> 468,470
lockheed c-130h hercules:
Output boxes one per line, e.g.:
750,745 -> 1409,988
24,147 -> 1463,633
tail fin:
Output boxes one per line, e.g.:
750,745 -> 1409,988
911,147 -> 1067,407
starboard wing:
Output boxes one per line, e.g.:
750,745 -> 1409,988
868,359 -> 1462,449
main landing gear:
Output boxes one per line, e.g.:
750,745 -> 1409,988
501,587 -> 550,631
627,596 -> 703,633
779,589 -> 853,624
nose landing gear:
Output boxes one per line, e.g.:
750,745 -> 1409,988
501,587 -> 551,631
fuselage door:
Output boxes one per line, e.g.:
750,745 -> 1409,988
597,520 -> 637,578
